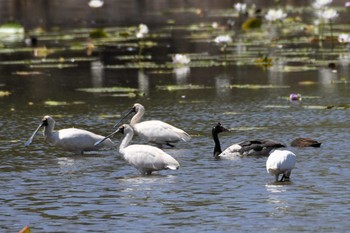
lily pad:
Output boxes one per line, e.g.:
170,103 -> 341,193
44,101 -> 85,106
89,28 -> 109,38
230,84 -> 290,89
0,91 -> 11,97
76,86 -> 139,93
264,105 -> 291,109
230,126 -> 268,131
0,22 -> 24,42
298,81 -> 317,85
13,71 -> 43,76
156,84 -> 212,91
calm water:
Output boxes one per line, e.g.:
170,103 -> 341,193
1,1 -> 350,232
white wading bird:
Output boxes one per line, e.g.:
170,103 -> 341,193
211,122 -> 285,159
96,124 -> 180,175
266,149 -> 296,182
25,115 -> 115,154
113,103 -> 191,147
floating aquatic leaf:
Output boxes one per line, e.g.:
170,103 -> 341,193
44,101 -> 68,106
282,66 -> 317,72
230,84 -> 290,89
44,101 -> 85,106
76,86 -> 139,93
0,91 -> 11,97
230,126 -> 268,131
156,84 -> 212,91
222,111 -> 241,115
106,62 -> 163,69
298,81 -> 317,85
13,71 -> 43,76
0,22 -> 23,29
115,55 -> 152,61
99,114 -> 121,119
0,22 -> 24,42
242,17 -> 262,31
29,64 -> 78,69
303,105 -> 330,109
325,104 -> 350,109
264,105 -> 291,109
89,28 -> 108,38
111,93 -> 138,98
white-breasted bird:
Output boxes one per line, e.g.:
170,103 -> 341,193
212,122 -> 285,159
107,124 -> 180,175
25,115 -> 115,154
114,103 -> 191,147
266,149 -> 296,182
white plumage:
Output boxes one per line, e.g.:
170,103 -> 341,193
116,124 -> 180,175
25,115 -> 115,154
266,149 -> 296,182
115,103 -> 191,147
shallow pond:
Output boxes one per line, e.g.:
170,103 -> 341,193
1,1 -> 350,232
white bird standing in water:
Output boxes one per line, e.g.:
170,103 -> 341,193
25,115 -> 115,154
114,103 -> 191,147
266,149 -> 296,182
99,124 -> 180,175
211,122 -> 285,159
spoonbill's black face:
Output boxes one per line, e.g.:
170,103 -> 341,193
117,125 -> 125,134
213,122 -> 229,134
132,105 -> 138,113
41,118 -> 49,127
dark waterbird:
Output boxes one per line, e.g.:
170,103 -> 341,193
212,122 -> 285,159
291,138 -> 322,147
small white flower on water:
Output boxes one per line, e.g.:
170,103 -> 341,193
319,8 -> 338,20
138,24 -> 149,34
88,0 -> 104,8
346,2 -> 350,7
212,22 -> 219,29
214,35 -> 232,44
234,3 -> 247,13
265,9 -> 287,22
312,0 -> 332,9
172,54 -> 191,65
338,34 -> 350,43
136,24 -> 149,38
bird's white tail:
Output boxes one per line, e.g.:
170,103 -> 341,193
166,165 -> 179,170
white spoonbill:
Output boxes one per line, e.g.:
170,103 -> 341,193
266,149 -> 296,182
114,103 -> 191,147
102,124 -> 180,175
25,115 -> 115,154
212,122 -> 285,159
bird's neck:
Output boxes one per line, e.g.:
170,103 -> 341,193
130,110 -> 143,126
212,130 -> 222,159
43,124 -> 55,140
119,130 -> 134,155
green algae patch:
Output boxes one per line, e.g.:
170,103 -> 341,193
44,101 -> 85,106
76,86 -> 139,93
156,84 -> 212,91
229,84 -> 290,89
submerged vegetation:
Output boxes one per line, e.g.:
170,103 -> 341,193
0,0 -> 349,105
